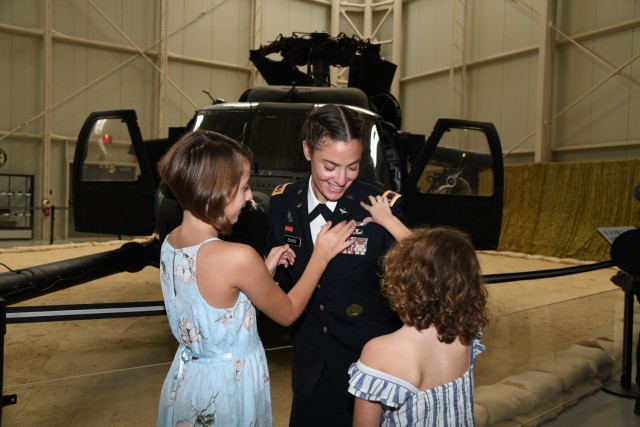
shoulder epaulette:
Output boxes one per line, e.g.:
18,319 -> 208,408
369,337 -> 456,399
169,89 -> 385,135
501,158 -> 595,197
271,182 -> 292,196
382,190 -> 401,207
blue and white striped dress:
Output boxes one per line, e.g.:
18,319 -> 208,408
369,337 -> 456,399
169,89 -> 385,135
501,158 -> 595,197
348,336 -> 484,427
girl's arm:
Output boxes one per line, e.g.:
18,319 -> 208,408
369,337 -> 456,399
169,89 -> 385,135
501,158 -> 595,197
360,195 -> 412,241
353,398 -> 383,427
203,220 -> 355,326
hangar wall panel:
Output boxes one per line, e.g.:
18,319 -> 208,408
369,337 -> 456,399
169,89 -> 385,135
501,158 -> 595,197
262,0 -> 329,47
0,0 -> 252,240
2,0 -> 640,241
403,0 -> 640,164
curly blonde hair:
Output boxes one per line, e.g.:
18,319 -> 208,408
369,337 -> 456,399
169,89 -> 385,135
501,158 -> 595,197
381,227 -> 488,345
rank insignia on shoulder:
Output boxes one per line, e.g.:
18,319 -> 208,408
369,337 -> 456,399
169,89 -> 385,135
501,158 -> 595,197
272,183 -> 291,196
382,190 -> 401,207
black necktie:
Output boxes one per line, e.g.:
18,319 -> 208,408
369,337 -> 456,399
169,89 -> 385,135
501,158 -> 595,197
309,203 -> 332,222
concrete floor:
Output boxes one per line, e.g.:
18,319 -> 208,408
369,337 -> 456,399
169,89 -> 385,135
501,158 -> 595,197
542,388 -> 640,427
3,315 -> 639,426
0,240 -> 638,426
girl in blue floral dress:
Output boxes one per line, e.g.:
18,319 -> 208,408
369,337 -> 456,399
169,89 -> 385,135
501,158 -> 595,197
156,130 -> 356,427
344,209 -> 489,426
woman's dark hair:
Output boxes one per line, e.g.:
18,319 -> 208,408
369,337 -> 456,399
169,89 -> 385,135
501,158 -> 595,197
157,130 -> 252,235
301,104 -> 365,152
381,227 -> 488,345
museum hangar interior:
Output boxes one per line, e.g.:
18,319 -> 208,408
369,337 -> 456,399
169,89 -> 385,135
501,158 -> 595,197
1,1 -> 640,425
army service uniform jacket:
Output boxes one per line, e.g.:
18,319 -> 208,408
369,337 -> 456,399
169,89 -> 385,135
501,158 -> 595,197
265,178 -> 404,407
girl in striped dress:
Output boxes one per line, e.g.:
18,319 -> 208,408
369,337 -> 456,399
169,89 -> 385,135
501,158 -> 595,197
347,225 -> 489,427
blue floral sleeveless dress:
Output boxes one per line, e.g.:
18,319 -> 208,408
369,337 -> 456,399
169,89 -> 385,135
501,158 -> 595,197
157,237 -> 272,427
348,335 -> 484,427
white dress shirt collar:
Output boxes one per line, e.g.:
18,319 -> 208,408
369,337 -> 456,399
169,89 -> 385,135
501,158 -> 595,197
307,179 -> 337,213
307,179 -> 337,244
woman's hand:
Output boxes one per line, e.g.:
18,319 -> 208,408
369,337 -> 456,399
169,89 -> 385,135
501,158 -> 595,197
264,244 -> 296,276
313,220 -> 357,263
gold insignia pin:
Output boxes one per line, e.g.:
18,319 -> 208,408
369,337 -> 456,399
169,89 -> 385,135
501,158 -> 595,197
382,190 -> 401,207
271,182 -> 290,196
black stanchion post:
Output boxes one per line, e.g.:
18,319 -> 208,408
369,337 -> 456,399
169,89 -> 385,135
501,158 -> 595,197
1,297 -> 3,426
603,280 -> 640,398
621,290 -> 634,389
603,279 -> 639,398
49,206 -> 55,245
0,298 -> 18,426
604,228 -> 640,399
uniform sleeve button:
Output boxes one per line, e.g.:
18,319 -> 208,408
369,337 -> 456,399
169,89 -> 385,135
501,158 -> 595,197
319,304 -> 325,311
323,326 -> 328,333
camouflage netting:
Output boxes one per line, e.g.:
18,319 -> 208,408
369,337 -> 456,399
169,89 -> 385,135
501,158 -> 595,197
497,158 -> 640,261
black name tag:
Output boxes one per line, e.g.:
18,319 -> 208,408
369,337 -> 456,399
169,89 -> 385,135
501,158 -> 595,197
285,235 -> 302,247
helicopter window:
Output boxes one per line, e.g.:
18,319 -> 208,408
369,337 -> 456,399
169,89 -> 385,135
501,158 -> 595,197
416,127 -> 494,196
358,120 -> 391,189
79,118 -> 141,182
370,124 -> 379,166
246,112 -> 309,172
191,107 -> 391,187
195,110 -> 254,144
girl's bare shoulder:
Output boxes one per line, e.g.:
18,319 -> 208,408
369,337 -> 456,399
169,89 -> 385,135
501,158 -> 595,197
359,330 -> 403,367
199,239 -> 256,256
197,240 -> 261,272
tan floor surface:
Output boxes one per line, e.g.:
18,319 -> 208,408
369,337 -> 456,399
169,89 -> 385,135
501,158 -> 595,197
0,240 -> 626,426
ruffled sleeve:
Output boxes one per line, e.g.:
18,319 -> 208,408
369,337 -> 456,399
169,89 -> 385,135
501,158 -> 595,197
348,361 -> 419,409
471,333 -> 485,360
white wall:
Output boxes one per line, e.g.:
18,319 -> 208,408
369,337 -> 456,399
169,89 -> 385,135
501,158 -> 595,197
553,0 -> 640,161
402,0 -> 640,163
0,0 -> 253,239
1,0 -> 639,239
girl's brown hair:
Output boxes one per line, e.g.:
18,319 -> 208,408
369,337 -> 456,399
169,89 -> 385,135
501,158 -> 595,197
157,130 -> 252,235
381,227 -> 488,345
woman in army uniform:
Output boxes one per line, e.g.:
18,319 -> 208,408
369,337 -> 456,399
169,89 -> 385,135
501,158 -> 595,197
266,104 -> 406,426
